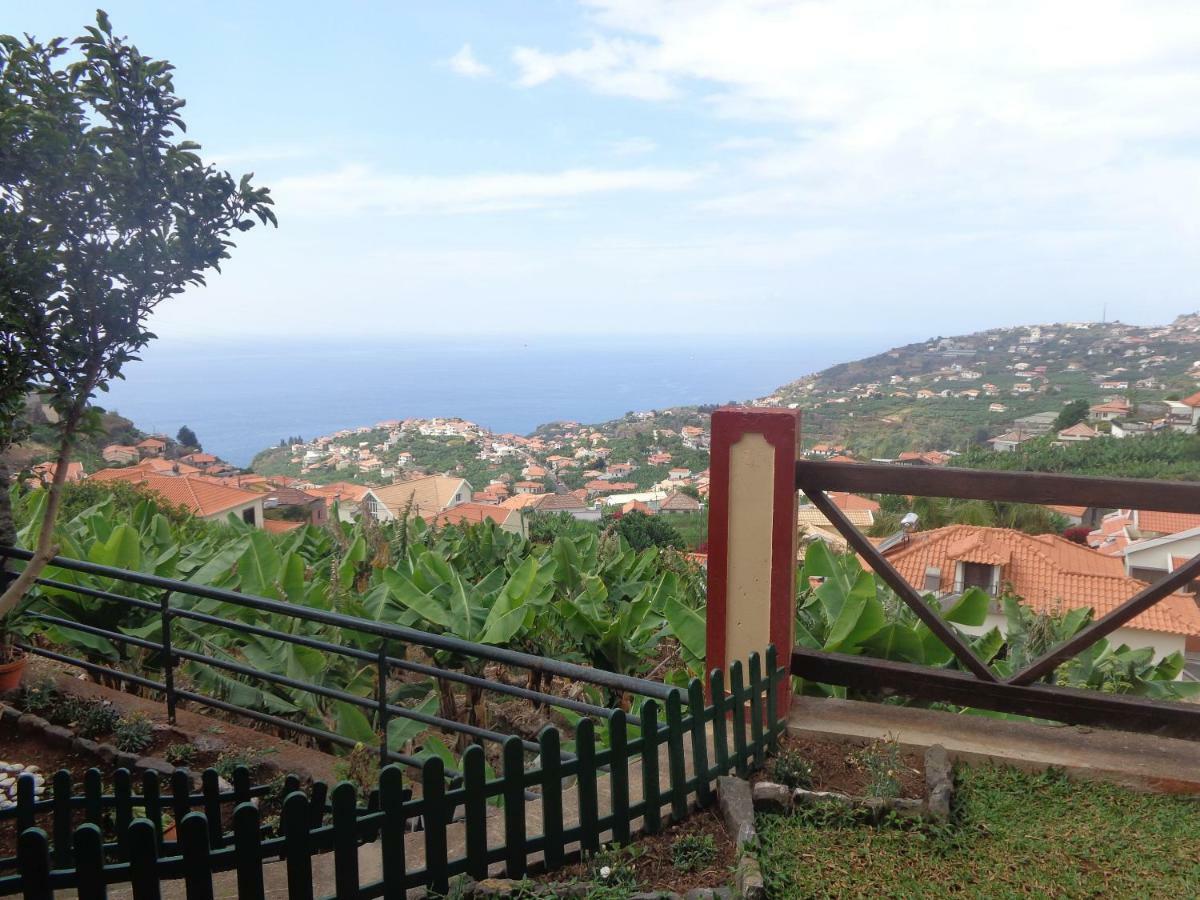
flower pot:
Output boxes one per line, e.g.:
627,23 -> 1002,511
0,649 -> 27,693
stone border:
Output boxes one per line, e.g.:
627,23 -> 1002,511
750,744 -> 954,825
1,700 -> 185,783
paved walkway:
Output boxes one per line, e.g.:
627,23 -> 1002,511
788,694 -> 1200,795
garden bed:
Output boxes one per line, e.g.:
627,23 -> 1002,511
752,734 -> 925,799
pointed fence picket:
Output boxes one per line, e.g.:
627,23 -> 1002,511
0,650 -> 786,899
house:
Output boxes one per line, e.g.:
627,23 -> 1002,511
647,452 -> 673,466
1056,422 -> 1100,443
136,437 -> 167,457
667,467 -> 692,481
305,482 -> 369,521
89,459 -> 202,482
427,503 -> 526,536
621,499 -> 655,516
882,525 -> 1200,662
988,431 -> 1035,453
798,506 -> 875,534
1089,400 -> 1130,422
361,475 -> 472,522
528,492 -> 601,522
513,480 -> 546,495
101,473 -> 265,526
28,461 -> 85,485
1012,412 -> 1059,435
988,403 -> 1008,414
260,485 -> 328,527
1164,390 -> 1200,433
657,492 -> 703,514
180,452 -> 219,468
1012,383 -> 1033,394
101,444 -> 140,465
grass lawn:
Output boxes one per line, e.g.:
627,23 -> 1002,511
755,765 -> 1200,899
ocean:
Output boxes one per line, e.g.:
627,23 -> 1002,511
99,335 -> 895,466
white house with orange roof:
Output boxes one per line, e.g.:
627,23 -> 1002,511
884,524 -> 1200,663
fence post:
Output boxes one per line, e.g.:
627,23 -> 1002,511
52,770 -> 73,868
179,812 -> 215,900
462,745 -> 489,880
160,590 -> 176,725
283,792 -> 314,900
379,765 -> 408,898
706,407 -> 798,721
666,691 -> 688,822
609,710 -> 631,845
422,757 -> 449,897
332,782 -> 360,898
576,718 -> 600,858
233,803 -> 266,900
539,726 -> 565,871
73,823 -> 106,900
17,828 -> 50,900
687,679 -> 712,805
377,641 -> 390,765
502,735 -> 527,878
640,700 -> 661,835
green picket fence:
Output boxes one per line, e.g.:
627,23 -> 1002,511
2,648 -> 786,899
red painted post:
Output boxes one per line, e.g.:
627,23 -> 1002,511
706,407 -> 799,719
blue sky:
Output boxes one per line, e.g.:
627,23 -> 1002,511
19,1 -> 1200,340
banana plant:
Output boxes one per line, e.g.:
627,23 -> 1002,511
795,542 -> 997,697
382,546 -> 553,744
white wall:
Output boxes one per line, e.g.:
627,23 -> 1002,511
958,612 -> 1186,665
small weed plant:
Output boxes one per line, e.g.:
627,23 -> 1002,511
334,742 -> 377,795
768,746 -> 814,789
113,713 -> 155,753
670,832 -> 717,873
215,746 -> 272,780
164,743 -> 198,767
854,734 -> 905,800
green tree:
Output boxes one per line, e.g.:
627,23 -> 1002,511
176,425 -> 200,450
1053,399 -> 1090,431
0,12 -> 275,642
615,511 -> 684,551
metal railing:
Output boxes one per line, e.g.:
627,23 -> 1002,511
0,546 -> 675,777
791,459 -> 1200,738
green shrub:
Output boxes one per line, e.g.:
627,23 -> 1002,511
333,742 -> 376,796
769,747 -> 814,790
114,713 -> 154,753
214,747 -> 271,780
77,702 -> 121,739
670,832 -> 717,873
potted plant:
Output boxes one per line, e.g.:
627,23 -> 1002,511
0,10 -> 275,689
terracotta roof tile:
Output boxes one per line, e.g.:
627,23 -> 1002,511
884,525 -> 1200,637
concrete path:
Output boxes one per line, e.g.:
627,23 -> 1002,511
788,694 -> 1200,795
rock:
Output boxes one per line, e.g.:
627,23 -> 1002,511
73,738 -> 100,756
752,781 -> 791,813
0,705 -> 21,724
470,878 -> 519,897
717,776 -> 757,849
684,890 -> 716,900
924,744 -> 954,823
735,854 -> 767,900
42,725 -> 74,747
115,751 -> 141,770
136,757 -> 176,777
16,716 -> 46,734
95,743 -> 118,764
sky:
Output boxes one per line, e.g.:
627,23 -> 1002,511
18,1 -> 1200,340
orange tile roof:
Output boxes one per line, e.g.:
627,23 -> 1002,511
1180,390 -> 1200,408
826,454 -> 857,463
1047,504 -> 1087,517
428,503 -> 516,528
827,492 -> 881,513
500,493 -> 542,510
885,525 -> 1200,636
263,519 -> 304,533
306,482 -> 370,503
1135,510 -> 1200,536
100,473 -> 262,518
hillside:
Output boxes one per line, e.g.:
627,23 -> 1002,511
246,314 -> 1200,494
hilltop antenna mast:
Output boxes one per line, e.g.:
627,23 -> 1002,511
1102,302 -> 1107,324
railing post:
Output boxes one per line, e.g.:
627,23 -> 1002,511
160,590 -> 176,725
377,641 -> 389,765
706,407 -> 799,719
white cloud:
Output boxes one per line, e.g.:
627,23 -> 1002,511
609,136 -> 658,156
273,164 -> 702,216
513,38 -> 677,100
447,43 -> 491,78
515,1 -> 1200,232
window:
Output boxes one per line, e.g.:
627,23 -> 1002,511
961,562 -> 994,592
923,567 -> 942,592
242,507 -> 256,526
